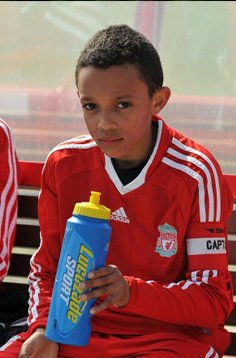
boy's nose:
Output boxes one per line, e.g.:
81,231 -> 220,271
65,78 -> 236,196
97,113 -> 116,131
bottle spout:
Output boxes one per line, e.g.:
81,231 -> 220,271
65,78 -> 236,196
89,191 -> 101,205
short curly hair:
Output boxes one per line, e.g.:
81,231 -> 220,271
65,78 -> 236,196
75,25 -> 163,97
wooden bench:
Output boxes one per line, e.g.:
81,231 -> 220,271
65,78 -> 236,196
2,162 -> 236,355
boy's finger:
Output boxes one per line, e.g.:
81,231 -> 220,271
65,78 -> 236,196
89,297 -> 112,315
77,269 -> 112,291
88,265 -> 116,279
79,281 -> 118,301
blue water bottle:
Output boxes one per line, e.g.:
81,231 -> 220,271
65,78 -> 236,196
45,191 -> 111,346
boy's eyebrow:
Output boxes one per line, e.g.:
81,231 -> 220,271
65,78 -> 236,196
116,95 -> 136,100
80,96 -> 94,102
80,95 -> 136,102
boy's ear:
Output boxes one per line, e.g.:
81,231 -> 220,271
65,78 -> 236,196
152,86 -> 171,114
77,90 -> 80,98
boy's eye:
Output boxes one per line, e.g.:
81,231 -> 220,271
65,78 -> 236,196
82,103 -> 97,110
117,102 -> 131,109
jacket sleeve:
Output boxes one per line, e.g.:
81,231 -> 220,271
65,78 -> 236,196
27,154 -> 61,333
123,171 -> 234,328
0,120 -> 18,282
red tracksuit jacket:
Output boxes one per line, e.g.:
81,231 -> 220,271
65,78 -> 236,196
28,116 -> 233,355
0,119 -> 18,282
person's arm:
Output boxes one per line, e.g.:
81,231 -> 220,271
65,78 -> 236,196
19,148 -> 65,357
121,175 -> 233,328
0,119 -> 18,282
27,154 -> 62,334
82,172 -> 233,329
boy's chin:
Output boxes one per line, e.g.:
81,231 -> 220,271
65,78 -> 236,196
97,146 -> 123,159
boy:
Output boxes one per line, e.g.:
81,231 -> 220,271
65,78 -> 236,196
1,25 -> 233,357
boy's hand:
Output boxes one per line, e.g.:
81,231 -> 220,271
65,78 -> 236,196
18,328 -> 59,358
79,264 -> 130,314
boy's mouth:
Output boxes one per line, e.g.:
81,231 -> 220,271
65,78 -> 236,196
98,137 -> 123,146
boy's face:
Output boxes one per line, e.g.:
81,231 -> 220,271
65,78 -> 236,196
77,64 -> 169,168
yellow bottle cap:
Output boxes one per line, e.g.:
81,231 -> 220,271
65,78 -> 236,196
73,191 -> 111,220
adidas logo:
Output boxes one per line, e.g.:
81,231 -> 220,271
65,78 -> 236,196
110,207 -> 130,224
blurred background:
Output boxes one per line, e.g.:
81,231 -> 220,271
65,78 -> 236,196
0,1 -> 235,173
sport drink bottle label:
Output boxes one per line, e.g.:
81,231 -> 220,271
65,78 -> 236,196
55,238 -> 94,335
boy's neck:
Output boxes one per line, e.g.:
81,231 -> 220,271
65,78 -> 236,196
112,122 -> 158,170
